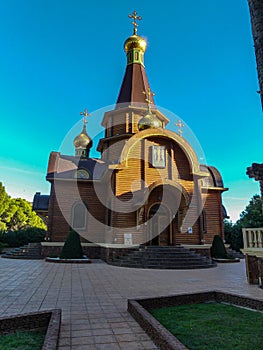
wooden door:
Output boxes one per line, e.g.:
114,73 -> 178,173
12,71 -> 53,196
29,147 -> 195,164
158,215 -> 170,246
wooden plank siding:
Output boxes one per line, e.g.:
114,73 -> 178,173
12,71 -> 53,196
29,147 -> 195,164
47,104 -> 226,246
111,136 -> 202,244
202,189 -> 224,244
48,181 -> 106,242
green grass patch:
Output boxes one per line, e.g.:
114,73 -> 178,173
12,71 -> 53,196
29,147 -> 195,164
150,302 -> 263,350
0,330 -> 45,350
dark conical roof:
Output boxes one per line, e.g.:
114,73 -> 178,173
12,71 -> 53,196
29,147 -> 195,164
116,27 -> 155,108
116,63 -> 155,107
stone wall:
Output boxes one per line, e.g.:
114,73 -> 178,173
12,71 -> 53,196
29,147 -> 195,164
41,243 -> 102,259
0,309 -> 61,350
128,291 -> 263,350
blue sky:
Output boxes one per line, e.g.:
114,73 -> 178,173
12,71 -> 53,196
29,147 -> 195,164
0,0 -> 262,222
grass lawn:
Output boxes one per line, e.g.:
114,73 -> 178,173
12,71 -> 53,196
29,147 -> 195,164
150,302 -> 263,350
0,330 -> 45,350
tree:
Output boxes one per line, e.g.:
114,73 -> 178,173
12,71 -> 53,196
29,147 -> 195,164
0,182 -> 11,231
224,220 -> 243,252
0,182 -> 46,231
6,198 -> 46,230
237,195 -> 263,228
224,195 -> 263,251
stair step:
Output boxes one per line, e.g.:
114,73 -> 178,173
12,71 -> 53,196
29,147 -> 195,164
1,243 -> 43,260
109,245 -> 216,270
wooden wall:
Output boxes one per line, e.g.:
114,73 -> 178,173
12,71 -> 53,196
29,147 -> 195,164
202,189 -> 224,244
48,181 -> 107,243
48,120 -> 225,246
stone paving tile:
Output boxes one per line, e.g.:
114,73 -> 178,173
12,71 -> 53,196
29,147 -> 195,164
71,335 -> 95,345
59,337 -> 71,346
118,341 -> 146,349
95,343 -> 121,350
92,328 -> 114,336
71,329 -> 93,337
0,259 -> 263,349
112,327 -> 135,335
71,345 -> 97,350
115,333 -> 142,342
92,334 -> 117,343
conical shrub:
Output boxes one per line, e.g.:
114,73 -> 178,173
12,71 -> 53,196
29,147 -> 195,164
60,229 -> 83,259
210,235 -> 229,259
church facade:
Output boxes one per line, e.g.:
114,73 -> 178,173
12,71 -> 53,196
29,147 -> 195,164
34,13 -> 228,251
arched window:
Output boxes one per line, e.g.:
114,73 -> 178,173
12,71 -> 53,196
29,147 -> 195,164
74,169 -> 90,179
72,202 -> 87,230
201,210 -> 207,234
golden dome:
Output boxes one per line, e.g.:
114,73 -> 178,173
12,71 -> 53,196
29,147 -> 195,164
138,113 -> 162,131
124,34 -> 147,54
74,126 -> 92,149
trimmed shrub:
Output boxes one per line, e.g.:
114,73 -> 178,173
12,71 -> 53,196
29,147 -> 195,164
211,235 -> 233,259
60,229 -> 83,259
0,227 -> 46,247
0,241 -> 7,253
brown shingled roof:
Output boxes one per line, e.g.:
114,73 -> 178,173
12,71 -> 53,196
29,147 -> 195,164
116,63 -> 155,107
200,164 -> 225,188
46,152 -> 108,181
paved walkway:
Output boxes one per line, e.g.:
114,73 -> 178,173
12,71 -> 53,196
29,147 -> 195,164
0,258 -> 262,350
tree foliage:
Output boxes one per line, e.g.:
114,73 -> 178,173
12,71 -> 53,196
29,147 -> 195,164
237,195 -> 263,228
0,182 -> 11,230
224,195 -> 263,251
0,182 -> 46,231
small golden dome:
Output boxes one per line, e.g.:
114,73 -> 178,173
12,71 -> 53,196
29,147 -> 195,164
124,34 -> 147,53
74,126 -> 92,149
138,113 -> 162,131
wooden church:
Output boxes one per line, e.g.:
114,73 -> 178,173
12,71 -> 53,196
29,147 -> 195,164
33,12 -> 228,258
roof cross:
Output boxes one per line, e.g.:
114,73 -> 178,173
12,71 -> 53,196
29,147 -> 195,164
128,11 -> 142,35
143,86 -> 155,114
175,119 -> 185,137
80,108 -> 91,126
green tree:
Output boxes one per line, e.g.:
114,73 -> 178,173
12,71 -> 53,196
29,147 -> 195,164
224,195 -> 263,251
6,198 -> 46,230
0,182 -> 11,230
237,195 -> 263,228
0,182 -> 46,231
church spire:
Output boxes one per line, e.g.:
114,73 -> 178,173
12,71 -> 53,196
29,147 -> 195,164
74,109 -> 92,158
116,11 -> 155,107
138,86 -> 162,130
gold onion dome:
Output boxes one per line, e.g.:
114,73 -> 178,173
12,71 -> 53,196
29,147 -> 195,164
124,35 -> 147,53
138,113 -> 162,131
74,125 -> 92,149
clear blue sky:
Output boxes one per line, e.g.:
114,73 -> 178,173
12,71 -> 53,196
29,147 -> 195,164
0,0 -> 262,222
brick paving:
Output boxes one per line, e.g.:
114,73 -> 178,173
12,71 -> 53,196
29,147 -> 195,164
0,258 -> 262,349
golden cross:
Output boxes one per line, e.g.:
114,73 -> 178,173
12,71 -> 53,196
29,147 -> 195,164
175,119 -> 185,137
128,11 -> 142,35
143,86 -> 155,114
80,108 -> 91,125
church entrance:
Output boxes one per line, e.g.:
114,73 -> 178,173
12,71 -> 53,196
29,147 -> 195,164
148,204 -> 172,246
